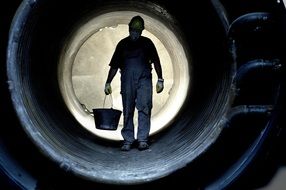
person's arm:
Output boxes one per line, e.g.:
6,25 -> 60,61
105,41 -> 121,94
106,67 -> 118,84
105,45 -> 120,95
104,67 -> 118,95
148,40 -> 164,93
106,40 -> 122,83
154,60 -> 164,93
148,39 -> 163,80
153,60 -> 163,80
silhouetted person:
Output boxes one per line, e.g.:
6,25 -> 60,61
104,15 -> 164,151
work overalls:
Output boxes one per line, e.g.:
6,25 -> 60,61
120,47 -> 153,144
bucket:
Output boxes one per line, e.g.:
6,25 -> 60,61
93,95 -> 122,130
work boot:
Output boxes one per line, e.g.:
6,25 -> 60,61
138,141 -> 149,151
121,142 -> 132,151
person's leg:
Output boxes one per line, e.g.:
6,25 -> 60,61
136,78 -> 152,145
121,82 -> 136,146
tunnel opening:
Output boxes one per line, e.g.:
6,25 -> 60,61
5,0 -> 253,187
58,11 -> 189,141
9,1 -> 232,184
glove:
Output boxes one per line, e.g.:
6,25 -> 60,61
156,79 -> 164,93
104,83 -> 112,95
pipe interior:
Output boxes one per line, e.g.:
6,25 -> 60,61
58,11 -> 189,141
8,0 -> 233,184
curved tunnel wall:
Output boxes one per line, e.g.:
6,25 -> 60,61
58,10 -> 190,141
2,0 -> 286,189
7,0 -> 233,185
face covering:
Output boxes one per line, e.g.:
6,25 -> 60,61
129,30 -> 141,41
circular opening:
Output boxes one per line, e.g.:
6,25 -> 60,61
7,0 -> 234,185
58,11 -> 190,140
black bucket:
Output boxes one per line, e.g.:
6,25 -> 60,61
92,95 -> 122,130
93,108 -> 122,130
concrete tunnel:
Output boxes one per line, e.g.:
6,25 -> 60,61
2,0 -> 286,189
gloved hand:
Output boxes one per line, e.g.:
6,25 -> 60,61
156,79 -> 164,93
104,83 -> 112,95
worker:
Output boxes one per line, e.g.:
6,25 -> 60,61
104,15 -> 164,151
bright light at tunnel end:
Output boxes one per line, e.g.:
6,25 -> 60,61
58,11 -> 191,141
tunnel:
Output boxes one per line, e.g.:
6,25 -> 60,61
1,0 -> 286,189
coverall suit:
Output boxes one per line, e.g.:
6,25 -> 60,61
109,36 -> 161,144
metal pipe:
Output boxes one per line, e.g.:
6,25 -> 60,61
234,59 -> 282,95
227,12 -> 274,65
210,0 -> 230,34
228,12 -> 273,37
206,107 -> 279,190
222,105 -> 273,128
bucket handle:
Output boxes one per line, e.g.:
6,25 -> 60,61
103,94 -> 113,108
80,95 -> 113,116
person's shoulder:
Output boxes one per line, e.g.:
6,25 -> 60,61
116,37 -> 129,48
117,37 -> 128,44
140,36 -> 155,46
141,36 -> 153,43
140,36 -> 156,49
